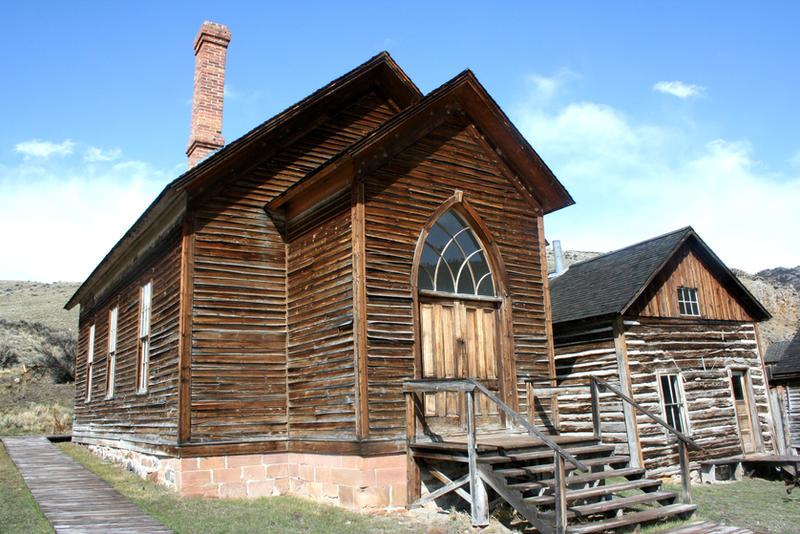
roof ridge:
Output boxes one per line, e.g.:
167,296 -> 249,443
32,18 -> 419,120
567,226 -> 693,269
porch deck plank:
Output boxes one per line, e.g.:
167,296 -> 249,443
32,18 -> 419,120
2,436 -> 173,533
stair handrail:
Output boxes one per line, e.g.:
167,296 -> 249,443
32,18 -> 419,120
590,375 -> 701,505
466,378 -> 588,472
589,375 -> 702,451
403,378 -> 588,471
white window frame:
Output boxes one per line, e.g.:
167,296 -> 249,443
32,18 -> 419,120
106,306 -> 118,399
677,286 -> 700,316
86,324 -> 95,402
137,282 -> 152,393
657,372 -> 690,436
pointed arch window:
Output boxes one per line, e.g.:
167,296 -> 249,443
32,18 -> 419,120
417,209 -> 495,297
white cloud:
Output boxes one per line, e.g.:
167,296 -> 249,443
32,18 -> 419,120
524,69 -> 579,102
789,150 -> 800,169
14,139 -> 76,159
0,148 -> 170,282
653,81 -> 705,99
514,78 -> 800,273
84,146 -> 122,162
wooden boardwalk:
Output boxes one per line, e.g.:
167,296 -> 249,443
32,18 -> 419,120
657,521 -> 756,533
2,436 -> 173,533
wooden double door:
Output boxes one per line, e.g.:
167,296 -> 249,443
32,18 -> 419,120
419,297 -> 504,431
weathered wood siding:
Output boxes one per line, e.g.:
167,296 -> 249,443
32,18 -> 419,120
788,383 -> 800,453
74,231 -> 182,446
189,91 -> 397,442
625,317 -> 773,473
551,321 -> 627,451
633,243 -> 752,322
362,117 -> 549,438
286,191 -> 355,439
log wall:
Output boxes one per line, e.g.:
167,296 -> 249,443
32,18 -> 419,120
188,91 -> 397,443
551,321 -> 627,452
362,117 -> 550,438
73,230 -> 182,447
625,317 -> 773,473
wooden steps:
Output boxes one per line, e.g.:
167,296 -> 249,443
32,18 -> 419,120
566,503 -> 698,534
412,433 -> 696,533
509,466 -> 645,492
525,478 -> 662,505
493,455 -> 630,478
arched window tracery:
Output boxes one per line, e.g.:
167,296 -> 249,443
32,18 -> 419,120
416,209 -> 495,297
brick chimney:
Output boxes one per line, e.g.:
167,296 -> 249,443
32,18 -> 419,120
186,21 -> 231,169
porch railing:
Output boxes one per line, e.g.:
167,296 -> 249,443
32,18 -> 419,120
589,375 -> 703,504
403,378 -> 588,533
528,375 -> 703,504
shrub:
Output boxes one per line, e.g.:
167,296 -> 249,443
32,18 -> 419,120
0,342 -> 20,368
37,338 -> 75,383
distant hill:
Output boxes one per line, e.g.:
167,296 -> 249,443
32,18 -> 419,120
0,282 -> 79,434
0,281 -> 80,333
0,281 -> 79,380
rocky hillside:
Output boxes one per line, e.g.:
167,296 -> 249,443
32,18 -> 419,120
736,269 -> 800,346
757,266 -> 800,292
546,246 -> 800,354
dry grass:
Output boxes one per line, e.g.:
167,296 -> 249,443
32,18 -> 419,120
0,401 -> 72,436
0,367 -> 74,436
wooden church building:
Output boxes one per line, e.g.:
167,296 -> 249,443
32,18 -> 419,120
547,228 -> 775,475
66,22 -> 575,507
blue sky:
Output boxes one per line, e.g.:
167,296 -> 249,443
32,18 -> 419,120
2,1 -> 798,282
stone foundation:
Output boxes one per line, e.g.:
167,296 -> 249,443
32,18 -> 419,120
85,444 -> 407,509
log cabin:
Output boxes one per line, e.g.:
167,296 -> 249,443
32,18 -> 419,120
546,227 -> 775,476
767,329 -> 800,455
65,22 -> 708,531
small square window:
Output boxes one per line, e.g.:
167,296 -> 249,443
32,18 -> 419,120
677,287 -> 700,316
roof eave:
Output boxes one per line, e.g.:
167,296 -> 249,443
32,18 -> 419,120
66,52 -> 421,312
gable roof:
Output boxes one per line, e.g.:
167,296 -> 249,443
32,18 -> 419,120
66,52 -> 421,311
549,227 -> 771,325
772,329 -> 800,378
268,69 -> 573,219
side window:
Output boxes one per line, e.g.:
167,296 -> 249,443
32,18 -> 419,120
106,307 -> 118,398
677,286 -> 700,316
86,324 -> 95,402
659,373 -> 688,434
137,282 -> 152,393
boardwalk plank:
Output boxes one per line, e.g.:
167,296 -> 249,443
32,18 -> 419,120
2,436 -> 173,534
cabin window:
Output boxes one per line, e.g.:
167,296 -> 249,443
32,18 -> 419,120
677,286 -> 700,316
137,282 -> 152,393
106,306 -> 118,398
417,209 -> 495,297
86,324 -> 95,402
658,374 -> 687,434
